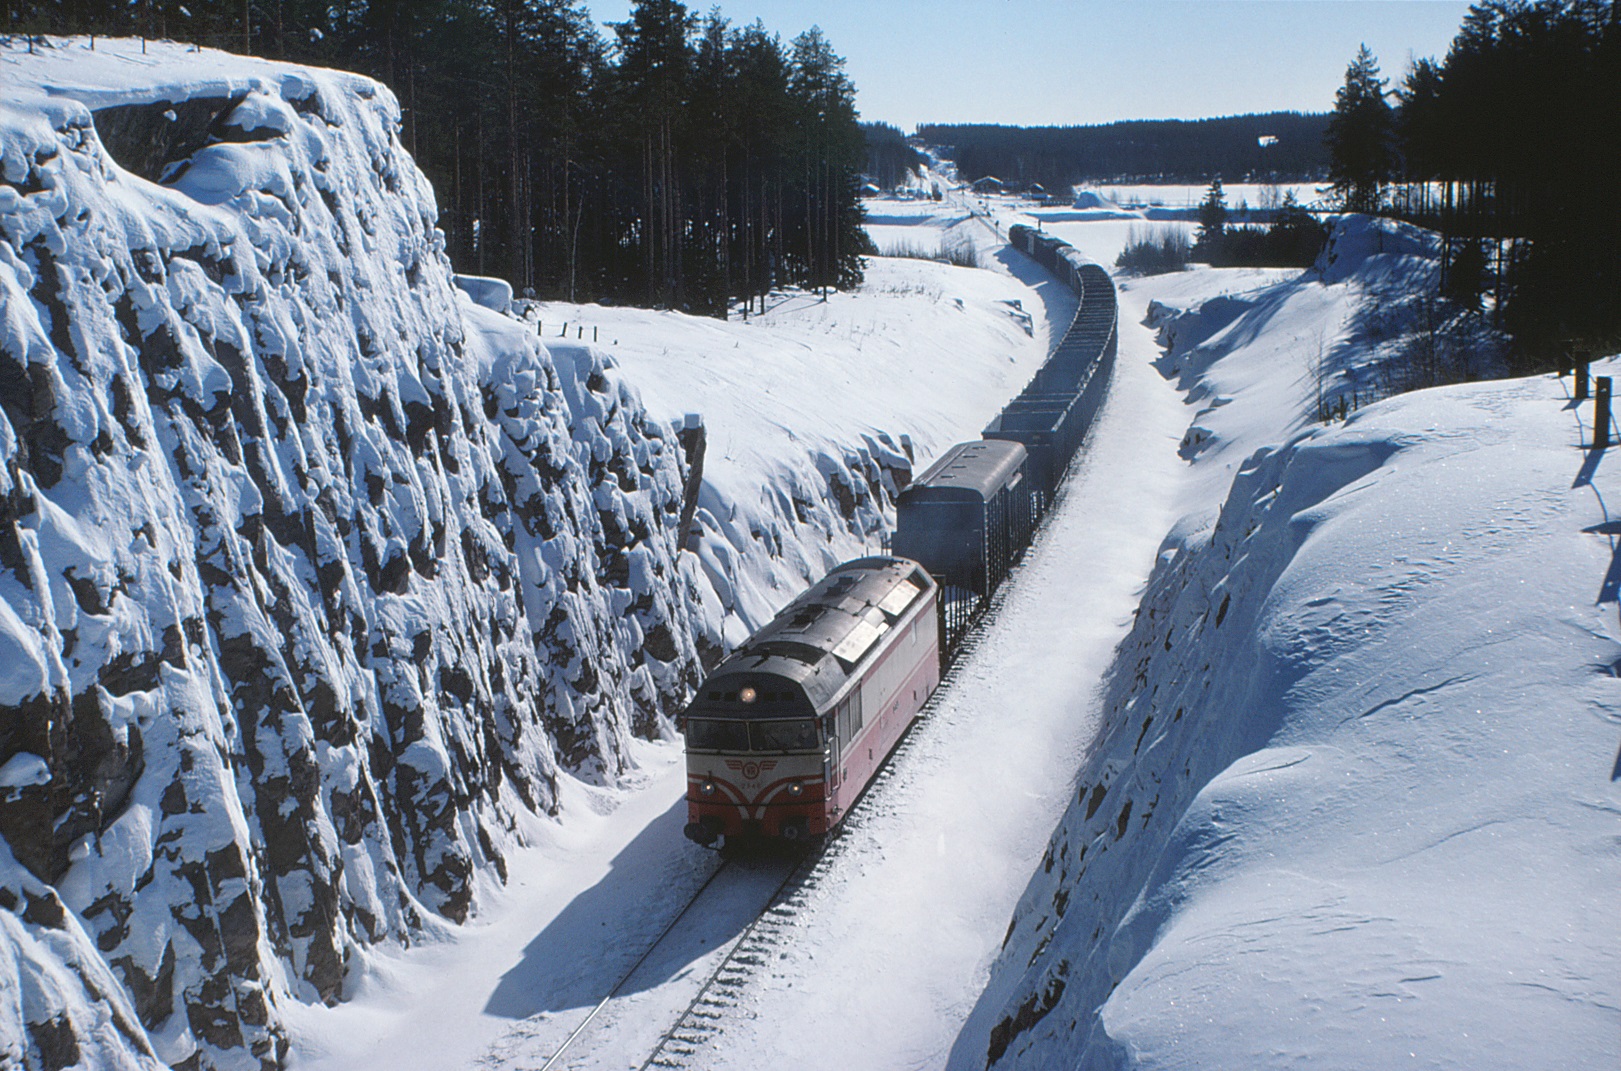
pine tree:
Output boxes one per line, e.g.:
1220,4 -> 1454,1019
613,0 -> 697,308
1326,44 -> 1394,212
1196,176 -> 1228,247
787,27 -> 866,295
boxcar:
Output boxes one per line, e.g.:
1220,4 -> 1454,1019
683,557 -> 940,846
983,393 -> 1083,501
893,440 -> 1032,597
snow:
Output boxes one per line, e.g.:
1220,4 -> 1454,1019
952,215 -> 1619,1070
2,33 -> 1612,1071
0,754 -> 50,791
282,188 -> 1098,1071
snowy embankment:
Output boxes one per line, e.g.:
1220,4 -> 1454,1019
0,38 -> 706,1070
526,233 -> 1062,650
952,217 -> 1620,1070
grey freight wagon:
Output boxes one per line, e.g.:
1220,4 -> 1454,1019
893,440 -> 1033,598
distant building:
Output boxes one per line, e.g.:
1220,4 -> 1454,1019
970,175 -> 1005,195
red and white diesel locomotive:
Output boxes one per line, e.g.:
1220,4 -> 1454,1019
682,557 -> 941,847
681,228 -> 1118,848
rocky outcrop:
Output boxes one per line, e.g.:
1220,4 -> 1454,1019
0,40 -> 699,1070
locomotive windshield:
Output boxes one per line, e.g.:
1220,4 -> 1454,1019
751,719 -> 820,751
684,719 -> 749,751
685,718 -> 821,753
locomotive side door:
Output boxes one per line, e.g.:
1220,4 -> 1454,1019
824,710 -> 841,795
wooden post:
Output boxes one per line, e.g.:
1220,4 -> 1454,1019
1577,360 -> 1590,401
676,415 -> 706,552
1596,376 -> 1612,447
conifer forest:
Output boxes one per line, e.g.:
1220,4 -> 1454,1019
3,0 -> 870,317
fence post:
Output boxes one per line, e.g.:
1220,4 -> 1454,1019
1577,360 -> 1590,401
676,415 -> 706,552
1596,376 -> 1611,447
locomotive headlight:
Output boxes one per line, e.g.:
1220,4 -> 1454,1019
787,781 -> 803,796
701,781 -> 716,795
739,686 -> 758,704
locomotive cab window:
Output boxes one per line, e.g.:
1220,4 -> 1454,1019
750,719 -> 820,752
684,719 -> 749,751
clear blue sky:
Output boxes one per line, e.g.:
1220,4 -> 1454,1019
589,1 -> 1472,129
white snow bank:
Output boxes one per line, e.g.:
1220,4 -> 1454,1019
524,251 -> 1057,647
952,215 -> 1617,1070
454,275 -> 513,314
960,366 -> 1621,1071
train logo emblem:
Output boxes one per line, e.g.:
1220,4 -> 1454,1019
726,759 -> 777,781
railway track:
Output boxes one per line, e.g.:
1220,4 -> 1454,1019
534,449 -> 1093,1071
521,849 -> 800,1071
525,271 -> 1108,1070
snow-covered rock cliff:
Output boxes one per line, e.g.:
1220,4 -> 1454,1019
0,38 -> 700,1070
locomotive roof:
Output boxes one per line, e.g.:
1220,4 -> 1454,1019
704,556 -> 934,711
902,440 -> 1028,501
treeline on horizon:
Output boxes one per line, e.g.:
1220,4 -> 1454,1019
916,113 -> 1331,188
3,0 -> 869,317
1326,0 -> 1619,356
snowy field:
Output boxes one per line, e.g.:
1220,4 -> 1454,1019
522,242 -> 1070,649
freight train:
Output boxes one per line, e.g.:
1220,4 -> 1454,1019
683,226 -> 1116,848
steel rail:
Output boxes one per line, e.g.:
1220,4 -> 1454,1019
536,857 -> 733,1071
637,848 -> 819,1071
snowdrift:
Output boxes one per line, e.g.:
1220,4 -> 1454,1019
0,38 -> 702,1069
953,223 -> 1619,1069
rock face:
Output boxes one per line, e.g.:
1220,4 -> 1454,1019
0,41 -> 700,1070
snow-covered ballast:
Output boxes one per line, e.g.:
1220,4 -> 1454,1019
683,557 -> 940,845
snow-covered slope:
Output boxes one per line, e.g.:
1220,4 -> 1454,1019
0,38 -> 702,1070
525,243 -> 1061,652
951,221 -> 1620,1069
